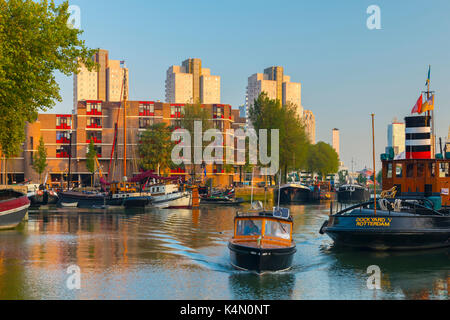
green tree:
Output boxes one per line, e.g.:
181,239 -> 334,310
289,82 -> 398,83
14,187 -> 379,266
338,170 -> 348,185
138,122 -> 175,175
180,102 -> 213,180
357,174 -> 367,185
376,170 -> 383,185
32,136 -> 48,184
0,0 -> 96,184
306,142 -> 339,180
86,141 -> 97,187
248,93 -> 310,183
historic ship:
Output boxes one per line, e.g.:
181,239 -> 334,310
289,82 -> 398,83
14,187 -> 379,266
320,67 -> 450,250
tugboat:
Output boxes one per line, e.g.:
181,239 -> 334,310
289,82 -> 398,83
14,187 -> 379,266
320,73 -> 450,250
277,183 -> 312,203
336,183 -> 370,203
228,204 -> 296,274
0,189 -> 30,230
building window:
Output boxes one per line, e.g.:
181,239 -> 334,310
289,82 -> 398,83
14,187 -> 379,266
56,131 -> 71,144
86,131 -> 102,143
214,120 -> 224,131
56,116 -> 72,129
56,145 -> 71,158
170,105 -> 184,118
87,102 -> 102,115
213,106 -> 224,119
139,118 -> 154,129
87,117 -> 102,129
139,103 -> 154,116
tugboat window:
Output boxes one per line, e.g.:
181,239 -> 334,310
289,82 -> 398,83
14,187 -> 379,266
406,164 -> 414,178
236,220 -> 262,236
265,220 -> 291,240
417,163 -> 425,178
395,164 -> 403,178
429,163 -> 436,177
387,163 -> 393,178
440,163 -> 450,178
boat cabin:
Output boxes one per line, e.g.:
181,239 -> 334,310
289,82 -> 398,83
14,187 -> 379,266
382,159 -> 450,206
231,209 -> 294,248
109,182 -> 139,194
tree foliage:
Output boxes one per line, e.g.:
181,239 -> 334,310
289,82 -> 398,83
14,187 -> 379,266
248,92 -> 310,182
32,136 -> 47,183
306,142 -> 340,179
0,0 -> 96,163
138,122 -> 175,174
180,102 -> 213,178
86,140 -> 96,186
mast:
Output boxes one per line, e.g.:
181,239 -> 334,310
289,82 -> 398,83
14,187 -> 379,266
371,114 -> 377,216
423,65 -> 435,158
122,64 -> 128,181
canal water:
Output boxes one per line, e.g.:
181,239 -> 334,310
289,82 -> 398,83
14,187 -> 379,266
0,204 -> 448,300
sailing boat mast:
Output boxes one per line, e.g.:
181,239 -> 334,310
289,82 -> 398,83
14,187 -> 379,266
122,63 -> 128,181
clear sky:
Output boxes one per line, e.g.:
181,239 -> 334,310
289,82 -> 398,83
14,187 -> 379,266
53,0 -> 450,171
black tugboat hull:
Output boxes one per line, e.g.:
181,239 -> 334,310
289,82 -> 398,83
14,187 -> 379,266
278,187 -> 311,204
322,214 -> 450,250
337,189 -> 370,203
228,242 -> 296,274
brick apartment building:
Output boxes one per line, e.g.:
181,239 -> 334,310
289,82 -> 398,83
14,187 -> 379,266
2,101 -> 247,188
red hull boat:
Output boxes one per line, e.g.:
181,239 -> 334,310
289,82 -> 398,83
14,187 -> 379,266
0,189 -> 30,230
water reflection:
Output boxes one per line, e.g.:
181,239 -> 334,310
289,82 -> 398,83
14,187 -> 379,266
229,272 -> 296,300
326,246 -> 450,299
0,204 -> 448,299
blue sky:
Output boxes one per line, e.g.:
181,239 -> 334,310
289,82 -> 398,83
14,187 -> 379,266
53,0 -> 450,170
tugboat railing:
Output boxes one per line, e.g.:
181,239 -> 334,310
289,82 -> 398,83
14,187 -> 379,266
332,199 -> 445,217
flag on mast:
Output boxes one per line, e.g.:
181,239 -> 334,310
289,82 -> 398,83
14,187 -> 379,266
411,95 -> 422,114
425,65 -> 431,86
420,95 -> 435,114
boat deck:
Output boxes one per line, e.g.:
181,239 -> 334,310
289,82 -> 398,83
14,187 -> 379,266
230,240 -> 293,249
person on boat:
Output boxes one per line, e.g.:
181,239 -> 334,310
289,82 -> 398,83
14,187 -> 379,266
243,220 -> 260,236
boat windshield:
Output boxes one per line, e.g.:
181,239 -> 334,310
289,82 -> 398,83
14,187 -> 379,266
236,219 -> 263,236
264,220 -> 291,240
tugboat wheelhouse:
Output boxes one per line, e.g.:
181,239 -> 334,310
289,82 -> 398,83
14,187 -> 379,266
382,159 -> 450,206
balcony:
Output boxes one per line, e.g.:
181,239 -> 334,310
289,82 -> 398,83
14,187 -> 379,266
86,137 -> 102,144
56,137 -> 71,144
86,123 -> 102,129
86,109 -> 102,116
56,152 -> 70,159
56,123 -> 71,130
139,110 -> 155,117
